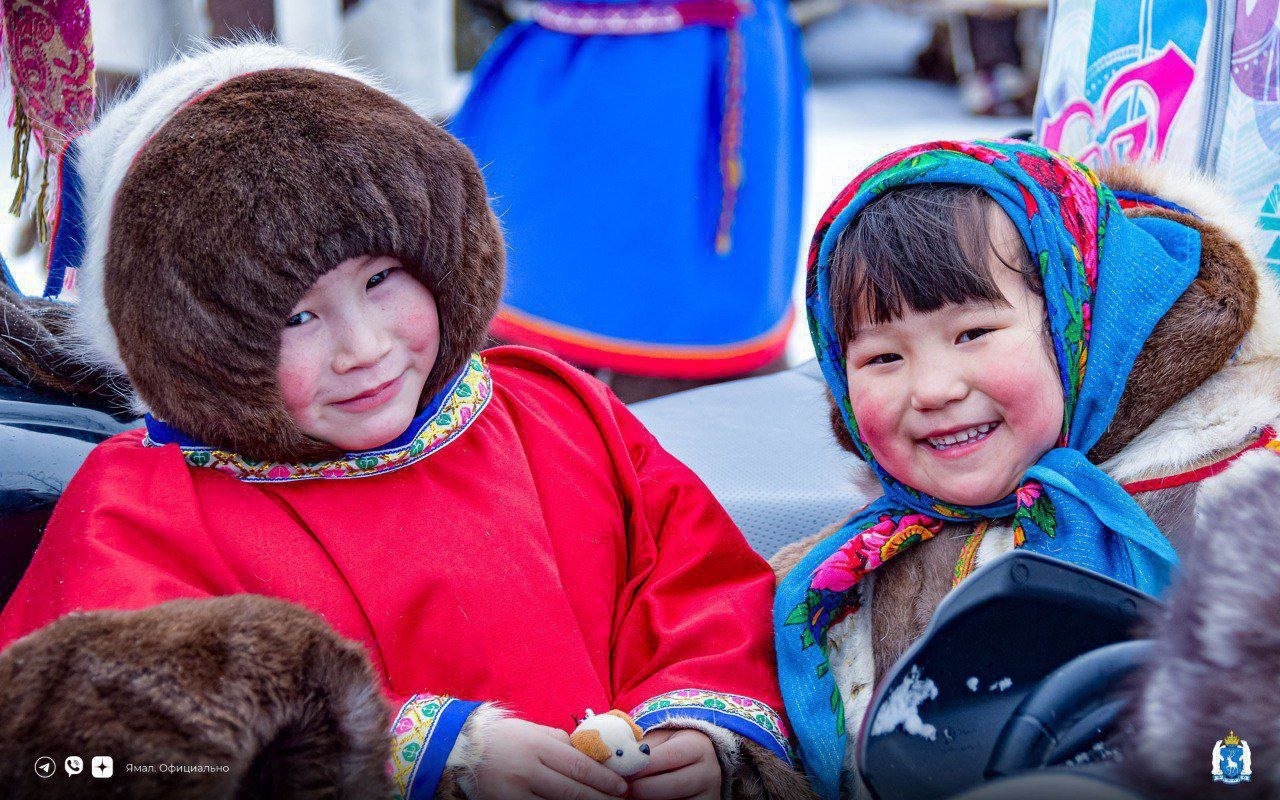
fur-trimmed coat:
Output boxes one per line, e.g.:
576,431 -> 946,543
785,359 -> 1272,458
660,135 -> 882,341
771,164 -> 1280,799
0,347 -> 811,800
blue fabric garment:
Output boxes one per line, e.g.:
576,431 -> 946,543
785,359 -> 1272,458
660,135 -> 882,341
449,0 -> 806,369
0,252 -> 18,293
45,137 -> 85,299
773,140 -> 1201,798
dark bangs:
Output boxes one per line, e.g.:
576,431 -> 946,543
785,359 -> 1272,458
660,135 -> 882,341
828,184 -> 1039,344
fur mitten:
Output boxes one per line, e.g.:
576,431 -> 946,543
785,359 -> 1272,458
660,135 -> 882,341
0,594 -> 391,799
728,739 -> 820,800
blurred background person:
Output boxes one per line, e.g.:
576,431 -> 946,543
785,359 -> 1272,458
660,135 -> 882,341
5,0 -> 1036,374
451,0 -> 808,402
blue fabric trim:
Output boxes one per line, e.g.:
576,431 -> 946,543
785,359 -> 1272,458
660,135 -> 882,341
633,706 -> 792,764
45,137 -> 85,299
1112,189 -> 1199,219
144,361 -> 467,449
0,252 -> 19,293
407,698 -> 481,800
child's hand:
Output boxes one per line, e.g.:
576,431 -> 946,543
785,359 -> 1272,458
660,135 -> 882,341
627,728 -> 721,800
476,717 -> 629,800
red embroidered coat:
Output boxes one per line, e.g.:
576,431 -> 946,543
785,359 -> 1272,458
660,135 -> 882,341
0,347 -> 791,795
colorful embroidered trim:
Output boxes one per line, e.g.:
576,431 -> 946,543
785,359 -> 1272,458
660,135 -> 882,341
951,521 -> 990,587
146,354 -> 491,482
630,688 -> 794,764
1114,190 -> 1198,219
715,27 -> 745,255
3,0 -> 94,241
43,135 -> 84,298
1122,427 -> 1279,494
389,695 -> 480,800
533,0 -> 744,34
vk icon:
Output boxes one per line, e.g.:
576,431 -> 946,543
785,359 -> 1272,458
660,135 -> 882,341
91,756 -> 113,778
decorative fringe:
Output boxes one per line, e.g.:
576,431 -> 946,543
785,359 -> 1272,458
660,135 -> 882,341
714,27 -> 746,256
35,153 -> 50,243
951,520 -> 990,587
9,101 -> 31,215
8,102 -> 51,243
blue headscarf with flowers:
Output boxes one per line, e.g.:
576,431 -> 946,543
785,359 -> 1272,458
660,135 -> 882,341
774,139 -> 1202,798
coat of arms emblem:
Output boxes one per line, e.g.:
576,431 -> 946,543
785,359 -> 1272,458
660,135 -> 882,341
1213,730 -> 1252,784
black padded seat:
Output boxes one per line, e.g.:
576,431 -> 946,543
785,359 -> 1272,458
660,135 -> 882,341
631,360 -> 867,558
0,387 -> 136,603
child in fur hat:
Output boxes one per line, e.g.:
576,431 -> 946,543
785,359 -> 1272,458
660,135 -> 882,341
769,139 -> 1280,798
0,43 -> 810,800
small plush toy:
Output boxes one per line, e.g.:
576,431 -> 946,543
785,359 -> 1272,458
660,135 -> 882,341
570,709 -> 651,776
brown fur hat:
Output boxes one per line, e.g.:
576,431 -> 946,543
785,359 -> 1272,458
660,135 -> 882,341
74,44 -> 503,461
825,161 -> 1260,465
0,595 -> 391,799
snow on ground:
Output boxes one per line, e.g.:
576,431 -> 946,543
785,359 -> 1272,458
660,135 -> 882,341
5,6 -> 1029,368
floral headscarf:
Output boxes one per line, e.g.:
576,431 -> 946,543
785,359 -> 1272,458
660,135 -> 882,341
774,139 -> 1202,798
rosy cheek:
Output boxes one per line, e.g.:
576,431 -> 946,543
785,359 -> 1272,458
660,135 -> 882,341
849,393 -> 898,460
277,341 -> 324,421
985,345 -> 1064,447
399,308 -> 439,353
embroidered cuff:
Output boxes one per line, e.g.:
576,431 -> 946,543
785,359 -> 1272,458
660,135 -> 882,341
389,694 -> 481,800
629,689 -> 795,765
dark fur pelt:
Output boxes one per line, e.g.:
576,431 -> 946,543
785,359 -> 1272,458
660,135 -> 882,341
730,740 -> 821,800
1124,453 -> 1280,799
0,283 -> 134,412
0,595 -> 391,799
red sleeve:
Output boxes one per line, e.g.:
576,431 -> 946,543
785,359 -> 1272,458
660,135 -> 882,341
0,433 -> 245,649
480,346 -> 791,759
488,350 -> 788,762
582,373 -> 793,762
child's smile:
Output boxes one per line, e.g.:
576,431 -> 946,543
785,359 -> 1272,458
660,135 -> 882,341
920,420 -> 1000,456
330,373 -> 406,413
843,209 -> 1064,507
278,255 -> 441,452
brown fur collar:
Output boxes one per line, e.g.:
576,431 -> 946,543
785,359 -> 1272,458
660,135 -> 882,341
1089,169 -> 1258,459
0,595 -> 390,798
106,66 -> 503,462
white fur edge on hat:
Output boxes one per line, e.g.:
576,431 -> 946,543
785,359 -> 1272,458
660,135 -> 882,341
70,41 -> 386,381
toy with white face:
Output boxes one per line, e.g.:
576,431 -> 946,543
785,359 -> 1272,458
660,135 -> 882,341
569,709 -> 652,777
